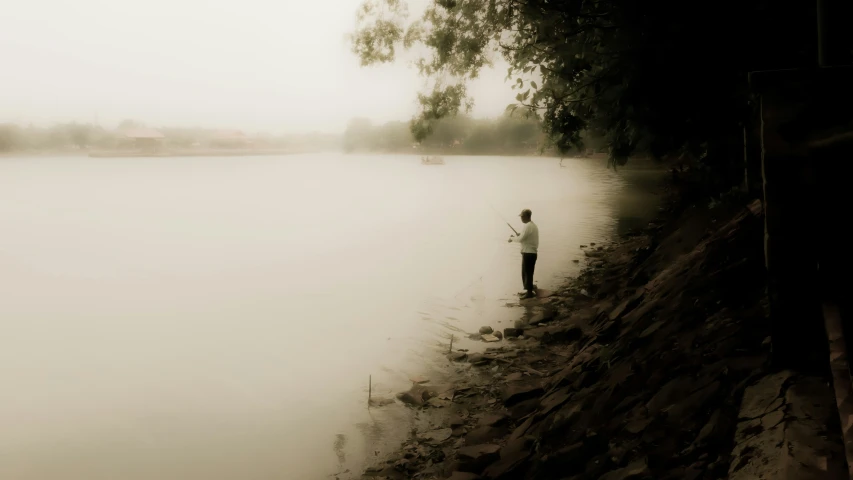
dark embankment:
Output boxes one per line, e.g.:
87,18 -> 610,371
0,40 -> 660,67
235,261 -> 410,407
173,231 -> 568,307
360,183 -> 847,479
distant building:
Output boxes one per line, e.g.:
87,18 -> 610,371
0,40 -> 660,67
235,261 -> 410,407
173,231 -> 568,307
119,128 -> 165,151
211,129 -> 252,148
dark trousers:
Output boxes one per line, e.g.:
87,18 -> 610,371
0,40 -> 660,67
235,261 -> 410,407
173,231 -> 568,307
521,253 -> 538,291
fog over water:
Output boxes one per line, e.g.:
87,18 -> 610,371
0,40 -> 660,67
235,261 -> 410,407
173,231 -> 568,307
0,1 -> 667,478
0,153 -> 661,480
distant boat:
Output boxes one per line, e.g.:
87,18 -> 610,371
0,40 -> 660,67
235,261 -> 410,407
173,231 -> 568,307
421,156 -> 445,165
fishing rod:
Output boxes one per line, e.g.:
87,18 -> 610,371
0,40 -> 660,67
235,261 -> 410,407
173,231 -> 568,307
489,204 -> 520,236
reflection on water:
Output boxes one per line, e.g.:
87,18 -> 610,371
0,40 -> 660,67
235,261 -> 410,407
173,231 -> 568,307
0,153 -> 661,480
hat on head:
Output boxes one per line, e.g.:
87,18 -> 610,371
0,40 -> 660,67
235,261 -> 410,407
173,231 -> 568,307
519,209 -> 532,217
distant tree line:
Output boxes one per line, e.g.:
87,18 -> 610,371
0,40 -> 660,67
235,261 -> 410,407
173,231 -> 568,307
342,114 -> 603,155
0,119 -> 341,153
0,122 -> 115,152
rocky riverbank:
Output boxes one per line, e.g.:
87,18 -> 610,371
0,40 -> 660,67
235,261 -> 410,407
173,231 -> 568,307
357,190 -> 848,480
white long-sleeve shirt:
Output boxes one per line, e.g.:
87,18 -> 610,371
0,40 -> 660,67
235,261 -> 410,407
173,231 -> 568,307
511,221 -> 539,254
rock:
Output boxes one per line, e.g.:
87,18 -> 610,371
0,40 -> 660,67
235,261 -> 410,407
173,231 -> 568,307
549,365 -> 581,389
494,331 -> 503,340
478,413 -> 510,427
639,321 -> 664,339
502,381 -> 545,407
537,387 -> 573,417
368,397 -> 395,407
665,381 -> 721,423
448,415 -> 466,428
509,415 -> 536,442
609,445 -> 629,465
397,391 -> 423,406
448,352 -> 468,362
537,442 -> 586,475
525,324 -> 583,344
422,428 -> 453,445
468,353 -> 490,365
409,375 -> 430,384
457,444 -> 501,473
396,385 -> 436,406
624,417 -> 652,435
447,472 -> 482,480
583,454 -> 612,479
479,326 -> 494,335
599,458 -> 650,480
482,448 -> 532,479
583,430 -> 609,457
738,370 -> 792,419
609,291 -> 645,321
464,426 -> 508,445
510,398 -> 540,420
646,376 -> 697,416
452,426 -> 467,437
528,310 -> 556,326
482,334 -> 501,343
505,372 -> 523,382
504,327 -> 523,338
426,397 -> 452,408
502,435 -> 537,457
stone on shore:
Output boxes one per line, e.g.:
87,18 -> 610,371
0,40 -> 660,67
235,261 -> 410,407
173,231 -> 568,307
479,326 -> 494,335
468,353 -> 490,365
502,381 -> 545,407
598,458 -> 649,480
528,310 -> 556,326
422,428 -> 453,445
448,351 -> 468,362
457,444 -> 501,473
524,324 -> 583,343
447,472 -> 482,480
464,425 -> 508,445
503,327 -> 522,338
482,334 -> 501,342
478,412 -> 509,427
396,384 -> 436,406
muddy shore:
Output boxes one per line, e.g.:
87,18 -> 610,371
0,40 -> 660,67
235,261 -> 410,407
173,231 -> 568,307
356,187 -> 847,479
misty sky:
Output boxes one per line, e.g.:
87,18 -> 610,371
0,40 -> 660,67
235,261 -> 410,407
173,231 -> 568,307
0,0 -> 515,134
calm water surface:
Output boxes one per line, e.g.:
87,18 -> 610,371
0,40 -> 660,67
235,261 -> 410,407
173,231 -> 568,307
0,153 -> 661,479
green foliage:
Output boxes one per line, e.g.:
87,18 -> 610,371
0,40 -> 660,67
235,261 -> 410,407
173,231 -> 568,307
351,0 -> 813,174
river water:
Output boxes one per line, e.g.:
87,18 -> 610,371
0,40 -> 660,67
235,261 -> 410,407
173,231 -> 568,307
0,153 -> 662,479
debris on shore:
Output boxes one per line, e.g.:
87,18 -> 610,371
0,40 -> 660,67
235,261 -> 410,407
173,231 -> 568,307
361,197 -> 847,479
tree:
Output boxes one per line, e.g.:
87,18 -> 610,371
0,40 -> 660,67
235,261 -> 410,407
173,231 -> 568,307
351,0 -> 814,174
343,117 -> 375,152
118,119 -> 144,130
0,124 -> 22,152
67,123 -> 91,149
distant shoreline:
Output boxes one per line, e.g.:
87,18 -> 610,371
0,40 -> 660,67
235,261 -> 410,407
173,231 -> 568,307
87,148 -> 305,158
0,148 -> 314,158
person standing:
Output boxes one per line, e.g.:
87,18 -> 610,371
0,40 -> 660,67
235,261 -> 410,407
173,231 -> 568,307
508,209 -> 539,299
